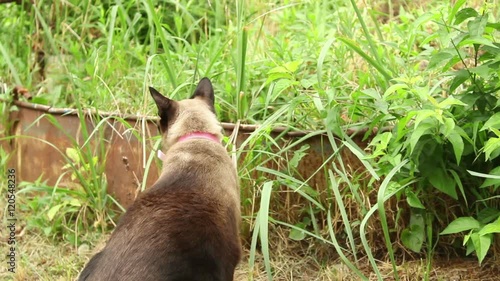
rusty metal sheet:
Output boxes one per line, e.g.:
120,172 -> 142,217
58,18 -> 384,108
2,100 -> 370,210
4,104 -> 161,208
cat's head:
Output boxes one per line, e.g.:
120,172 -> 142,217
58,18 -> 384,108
149,78 -> 223,148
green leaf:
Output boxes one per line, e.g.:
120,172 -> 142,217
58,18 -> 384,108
479,166 -> 500,188
458,36 -> 497,48
438,97 -> 467,109
367,132 -> 392,158
427,50 -> 455,69
447,129 -> 464,164
268,66 -> 288,74
289,145 -> 310,169
483,137 -> 500,161
465,237 -> 475,255
284,60 -> 303,73
410,120 -> 435,155
467,15 -> 488,38
414,110 -> 437,128
268,60 -> 303,76
429,168 -> 457,199
68,198 -> 82,207
266,72 -> 292,84
401,212 -> 425,252
448,0 -> 467,25
47,204 -> 64,221
440,217 -> 480,235
441,117 -> 455,137
300,78 -> 317,89
449,70 -> 470,93
395,113 -> 416,142
478,218 -> 500,236
405,190 -> 425,209
31,97 -> 50,105
482,44 -> 500,57
470,232 -> 491,264
468,65 -> 491,79
270,79 -> 295,96
43,227 -> 52,236
66,148 -> 80,164
401,225 -> 424,252
477,208 -> 500,224
449,169 -> 467,203
383,83 -> 409,98
369,132 -> 393,148
289,226 -> 306,241
487,22 -> 500,31
454,8 -> 479,25
469,169 -> 500,179
492,128 -> 500,138
481,112 -> 500,131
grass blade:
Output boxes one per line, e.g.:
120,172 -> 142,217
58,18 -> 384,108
235,0 -> 248,120
326,209 -> 368,280
259,181 -> 273,280
337,36 -> 392,83
248,181 -> 274,280
0,41 -> 21,85
106,5 -> 119,62
328,170 -> 359,263
317,37 -> 336,88
360,160 -> 414,280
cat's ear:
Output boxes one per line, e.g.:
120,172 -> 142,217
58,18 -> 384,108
191,77 -> 215,112
149,87 -> 178,131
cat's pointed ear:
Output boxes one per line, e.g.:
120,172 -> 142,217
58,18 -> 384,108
191,77 -> 215,111
149,86 -> 178,131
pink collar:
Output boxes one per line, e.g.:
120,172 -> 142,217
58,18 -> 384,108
178,132 -> 220,143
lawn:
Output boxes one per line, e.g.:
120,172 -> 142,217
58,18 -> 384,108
1,0 -> 500,280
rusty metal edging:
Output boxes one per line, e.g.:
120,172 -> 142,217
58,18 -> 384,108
1,97 -> 380,209
6,99 -> 387,137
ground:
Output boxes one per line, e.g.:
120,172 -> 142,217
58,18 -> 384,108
1,226 -> 498,281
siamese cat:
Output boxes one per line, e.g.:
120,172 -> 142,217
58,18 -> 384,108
78,78 -> 241,281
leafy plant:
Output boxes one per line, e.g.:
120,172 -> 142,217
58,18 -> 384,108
365,1 -> 500,264
18,178 -> 84,244
9,112 -> 131,245
441,213 -> 500,264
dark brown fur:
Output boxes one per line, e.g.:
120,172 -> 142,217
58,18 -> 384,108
78,78 -> 241,281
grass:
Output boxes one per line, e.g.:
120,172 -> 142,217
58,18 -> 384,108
2,0 -> 500,280
0,0 -> 408,126
1,215 -> 498,280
